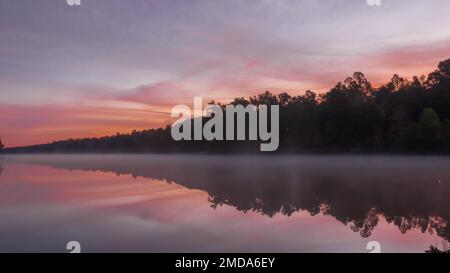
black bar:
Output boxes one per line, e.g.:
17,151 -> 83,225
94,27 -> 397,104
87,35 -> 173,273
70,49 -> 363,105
1,253 -> 446,272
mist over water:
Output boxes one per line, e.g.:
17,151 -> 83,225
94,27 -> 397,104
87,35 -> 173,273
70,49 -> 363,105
0,154 -> 449,253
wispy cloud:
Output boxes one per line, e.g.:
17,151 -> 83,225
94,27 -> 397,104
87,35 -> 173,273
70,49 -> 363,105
2,0 -> 450,146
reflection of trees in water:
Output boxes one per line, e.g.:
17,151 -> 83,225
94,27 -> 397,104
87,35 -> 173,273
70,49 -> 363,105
427,239 -> 450,253
208,185 -> 450,241
201,161 -> 450,242
6,155 -> 450,243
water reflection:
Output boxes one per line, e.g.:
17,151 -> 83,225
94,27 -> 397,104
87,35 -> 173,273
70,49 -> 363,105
4,155 -> 450,246
3,155 -> 450,239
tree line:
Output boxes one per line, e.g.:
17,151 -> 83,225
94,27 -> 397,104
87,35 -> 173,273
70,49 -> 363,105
4,58 -> 450,154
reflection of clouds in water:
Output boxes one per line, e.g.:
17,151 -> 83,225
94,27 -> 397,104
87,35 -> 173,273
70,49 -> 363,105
4,155 -> 450,243
2,154 -> 450,252
0,156 -> 3,176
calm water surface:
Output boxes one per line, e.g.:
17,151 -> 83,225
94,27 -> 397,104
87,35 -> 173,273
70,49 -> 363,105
0,154 -> 449,253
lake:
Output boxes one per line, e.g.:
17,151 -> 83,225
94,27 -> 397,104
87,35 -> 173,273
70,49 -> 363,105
0,154 -> 449,253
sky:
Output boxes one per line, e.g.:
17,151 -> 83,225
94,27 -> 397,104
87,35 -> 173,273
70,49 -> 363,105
1,0 -> 450,147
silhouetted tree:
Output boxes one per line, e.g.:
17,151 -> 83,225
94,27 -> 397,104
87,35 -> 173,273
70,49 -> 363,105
402,108 -> 450,151
426,245 -> 450,253
5,58 -> 450,154
427,59 -> 450,120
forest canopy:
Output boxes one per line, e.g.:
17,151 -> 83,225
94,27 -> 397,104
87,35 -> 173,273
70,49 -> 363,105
4,58 -> 450,154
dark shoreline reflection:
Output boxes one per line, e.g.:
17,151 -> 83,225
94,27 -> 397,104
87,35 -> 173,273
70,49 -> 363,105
3,154 -> 450,244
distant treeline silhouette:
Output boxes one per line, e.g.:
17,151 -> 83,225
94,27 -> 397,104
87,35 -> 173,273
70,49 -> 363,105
4,58 -> 450,154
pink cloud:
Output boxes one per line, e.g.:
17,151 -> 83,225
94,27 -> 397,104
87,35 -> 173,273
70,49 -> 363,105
119,82 -> 194,106
2,36 -> 450,148
360,39 -> 450,84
